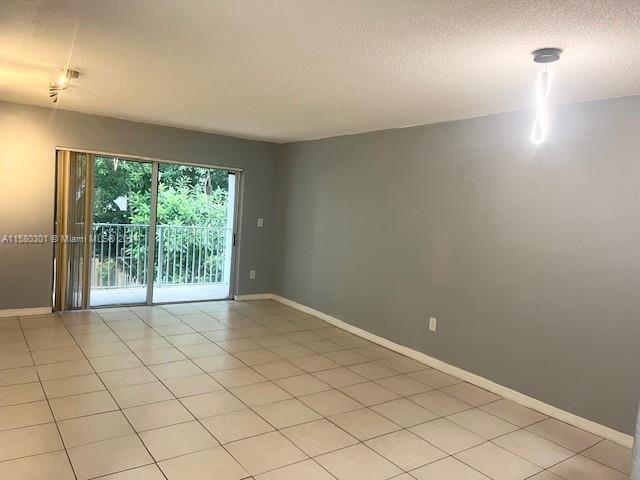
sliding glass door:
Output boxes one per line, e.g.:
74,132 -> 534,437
152,164 -> 236,303
54,150 -> 240,310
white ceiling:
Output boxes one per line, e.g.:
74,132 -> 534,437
1,0 -> 639,143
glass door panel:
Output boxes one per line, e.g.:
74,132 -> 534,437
152,164 -> 235,303
90,156 -> 152,306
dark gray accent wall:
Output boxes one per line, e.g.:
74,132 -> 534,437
276,96 -> 640,435
0,101 -> 278,309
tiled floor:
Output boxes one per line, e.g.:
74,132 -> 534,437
0,300 -> 632,480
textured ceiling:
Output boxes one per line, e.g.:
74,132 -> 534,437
1,0 -> 639,142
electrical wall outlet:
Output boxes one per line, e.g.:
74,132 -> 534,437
249,270 -> 256,279
428,316 -> 437,332
257,218 -> 264,227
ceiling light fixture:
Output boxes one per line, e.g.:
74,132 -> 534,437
49,68 -> 80,103
530,48 -> 561,144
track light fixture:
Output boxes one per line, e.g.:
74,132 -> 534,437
49,68 -> 80,103
530,48 -> 561,144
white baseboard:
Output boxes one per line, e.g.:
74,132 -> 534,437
234,293 -> 273,301
269,294 -> 634,448
0,306 -> 52,318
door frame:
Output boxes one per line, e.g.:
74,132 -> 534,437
54,147 -> 244,308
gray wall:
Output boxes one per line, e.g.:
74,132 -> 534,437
276,96 -> 640,435
0,101 -> 278,309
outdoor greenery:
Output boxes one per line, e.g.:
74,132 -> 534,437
92,156 -> 231,287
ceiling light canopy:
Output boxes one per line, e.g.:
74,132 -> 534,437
530,48 -> 561,144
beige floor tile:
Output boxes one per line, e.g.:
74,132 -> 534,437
217,338 -> 262,353
98,464 -> 166,479
456,442 -> 541,480
493,429 -> 574,468
290,354 -> 340,372
316,443 -> 402,480
252,360 -> 305,379
31,346 -> 84,365
348,361 -> 398,380
550,455 -> 629,480
329,408 -> 401,440
365,429 -> 447,470
286,331 -> 322,343
193,353 -> 245,372
299,389 -> 363,416
582,440 -> 632,474
441,382 -> 502,406
480,399 -> 547,427
275,373 -> 332,396
50,390 -> 118,420
0,366 -> 38,387
303,339 -> 344,354
0,381 -> 45,406
20,315 -> 63,329
0,450 -> 75,480
447,408 -> 519,439
269,343 -> 315,359
314,367 -> 368,387
36,358 -> 94,380
410,418 -> 485,454
81,341 -> 130,358
254,398 -> 321,428
124,399 -> 194,431
255,459 -> 336,480
201,408 -> 274,443
322,349 -> 369,366
254,334 -> 293,348
181,389 -> 245,418
230,381 -> 292,406
378,356 -> 427,373
340,381 -> 399,406
68,433 -> 153,480
149,359 -> 203,379
526,418 -> 602,452
233,348 -> 282,365
281,418 -> 358,456
374,375 -> 431,396
226,431 -> 307,475
42,373 -> 104,398
0,352 -> 33,369
111,381 -> 174,408
178,342 -> 225,358
408,368 -> 462,388
0,400 -> 53,430
526,472 -> 565,480
153,324 -> 195,336
410,390 -> 471,416
163,373 -> 223,397
210,366 -> 267,387
0,340 -> 29,354
165,333 -> 210,347
75,331 -> 121,346
410,456 -> 491,479
126,337 -> 172,352
89,352 -> 143,372
136,347 -> 187,365
58,410 -> 133,447
354,346 -> 397,360
99,366 -> 157,389
159,446 -> 248,480
140,420 -> 219,461
372,398 -> 438,427
0,422 -> 63,461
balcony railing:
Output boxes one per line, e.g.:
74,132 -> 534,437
91,223 -> 232,289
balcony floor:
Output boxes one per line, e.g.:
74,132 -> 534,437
90,283 -> 230,306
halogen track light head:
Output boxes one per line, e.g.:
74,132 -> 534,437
532,48 -> 562,64
49,68 -> 80,103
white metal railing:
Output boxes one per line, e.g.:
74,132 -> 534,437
91,223 -> 231,289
